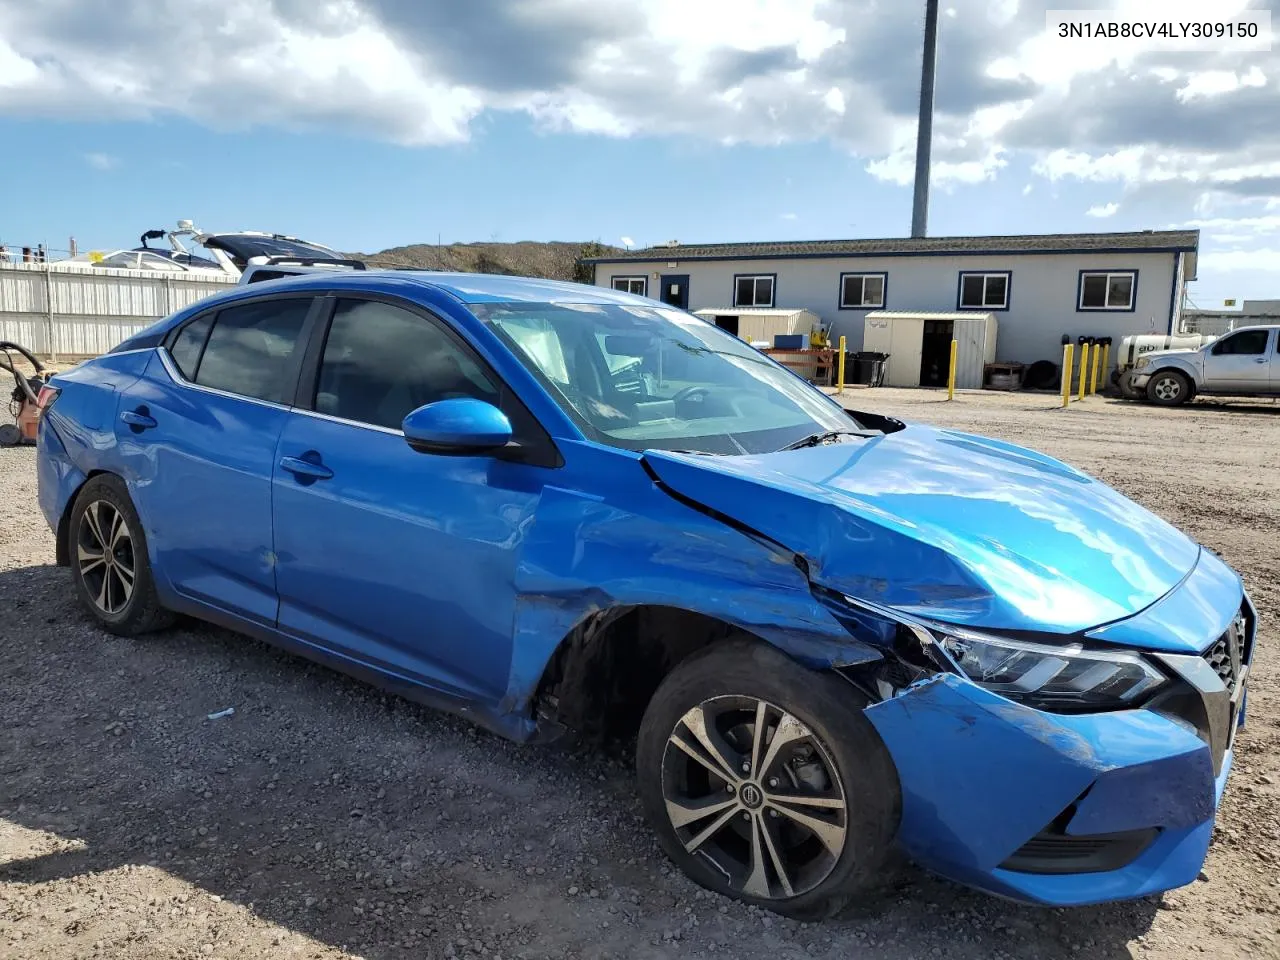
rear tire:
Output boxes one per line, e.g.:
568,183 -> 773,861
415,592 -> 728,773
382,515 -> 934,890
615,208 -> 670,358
636,638 -> 900,919
68,474 -> 174,636
1145,369 -> 1193,406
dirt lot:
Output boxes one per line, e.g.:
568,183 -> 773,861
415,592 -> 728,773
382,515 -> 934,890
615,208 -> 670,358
1,387 -> 1277,960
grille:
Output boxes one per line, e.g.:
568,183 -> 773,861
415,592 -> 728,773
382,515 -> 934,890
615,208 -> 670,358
1203,614 -> 1247,695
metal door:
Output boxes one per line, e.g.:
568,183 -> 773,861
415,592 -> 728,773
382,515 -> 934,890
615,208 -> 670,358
659,275 -> 690,310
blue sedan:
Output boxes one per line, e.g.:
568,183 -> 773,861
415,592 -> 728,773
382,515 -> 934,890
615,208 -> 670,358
35,272 -> 1254,918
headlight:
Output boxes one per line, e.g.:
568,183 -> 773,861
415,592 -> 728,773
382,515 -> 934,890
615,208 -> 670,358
936,628 -> 1166,711
1133,356 -> 1151,369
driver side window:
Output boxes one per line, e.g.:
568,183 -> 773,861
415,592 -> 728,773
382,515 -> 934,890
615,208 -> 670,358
1212,330 -> 1270,355
315,299 -> 498,431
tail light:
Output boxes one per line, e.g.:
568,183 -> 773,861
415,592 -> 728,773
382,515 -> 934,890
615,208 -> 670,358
35,383 -> 60,420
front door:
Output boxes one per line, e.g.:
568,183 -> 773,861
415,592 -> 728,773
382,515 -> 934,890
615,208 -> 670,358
271,297 -> 548,701
115,295 -> 317,624
659,274 -> 690,310
1201,328 -> 1274,392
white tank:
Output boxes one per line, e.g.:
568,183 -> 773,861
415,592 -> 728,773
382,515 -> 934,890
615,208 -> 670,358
1116,333 -> 1217,370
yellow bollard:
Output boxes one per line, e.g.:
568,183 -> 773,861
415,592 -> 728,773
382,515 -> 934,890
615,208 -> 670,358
836,335 -> 847,394
1089,343 -> 1101,395
1061,343 -> 1074,407
1101,341 -> 1111,393
1076,342 -> 1089,401
947,339 -> 958,400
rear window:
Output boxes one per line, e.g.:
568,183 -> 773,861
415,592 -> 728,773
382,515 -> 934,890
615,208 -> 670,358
193,299 -> 312,403
168,314 -> 213,380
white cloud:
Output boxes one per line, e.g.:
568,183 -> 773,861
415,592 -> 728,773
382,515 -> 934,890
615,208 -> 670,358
1176,67 -> 1267,103
1034,148 -> 1147,184
1199,248 -> 1280,273
1185,215 -> 1280,235
620,235 -> 635,247
0,0 -> 1276,240
83,152 -> 118,170
1086,202 -> 1119,218
780,212 -> 798,220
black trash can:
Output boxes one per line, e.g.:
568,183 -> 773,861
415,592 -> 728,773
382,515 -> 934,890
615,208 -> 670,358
851,351 -> 889,386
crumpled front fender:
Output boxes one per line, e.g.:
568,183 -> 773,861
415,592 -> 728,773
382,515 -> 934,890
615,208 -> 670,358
503,474 -> 883,728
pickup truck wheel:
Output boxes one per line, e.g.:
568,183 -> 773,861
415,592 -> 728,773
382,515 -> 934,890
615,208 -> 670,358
636,639 -> 899,919
1145,369 -> 1193,406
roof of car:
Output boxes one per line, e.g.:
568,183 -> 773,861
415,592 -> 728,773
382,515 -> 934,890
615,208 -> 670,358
219,270 -> 649,306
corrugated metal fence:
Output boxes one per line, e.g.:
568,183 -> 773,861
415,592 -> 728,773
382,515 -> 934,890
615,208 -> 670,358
0,262 -> 235,358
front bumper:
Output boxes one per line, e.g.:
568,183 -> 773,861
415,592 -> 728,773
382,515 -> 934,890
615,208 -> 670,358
861,570 -> 1254,907
866,674 -> 1243,905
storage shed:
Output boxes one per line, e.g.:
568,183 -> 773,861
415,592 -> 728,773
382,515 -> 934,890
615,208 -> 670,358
862,311 -> 997,389
693,307 -> 819,347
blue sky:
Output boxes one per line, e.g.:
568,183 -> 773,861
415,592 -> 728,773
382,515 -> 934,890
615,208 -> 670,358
1,0 -> 1278,308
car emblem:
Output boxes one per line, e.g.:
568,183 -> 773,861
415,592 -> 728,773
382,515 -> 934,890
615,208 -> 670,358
739,783 -> 763,809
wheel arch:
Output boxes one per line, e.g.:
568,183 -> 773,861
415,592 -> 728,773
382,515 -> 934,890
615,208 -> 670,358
529,603 -> 879,742
55,469 -> 117,566
532,604 -> 743,740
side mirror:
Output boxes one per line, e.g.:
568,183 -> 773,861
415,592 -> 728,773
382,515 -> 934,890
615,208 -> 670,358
402,398 -> 513,455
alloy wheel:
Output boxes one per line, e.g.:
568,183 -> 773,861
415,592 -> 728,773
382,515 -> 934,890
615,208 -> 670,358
77,500 -> 136,615
1152,375 -> 1182,402
661,696 -> 848,901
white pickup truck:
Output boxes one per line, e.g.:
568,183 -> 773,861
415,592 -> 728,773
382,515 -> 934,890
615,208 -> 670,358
1124,325 -> 1280,405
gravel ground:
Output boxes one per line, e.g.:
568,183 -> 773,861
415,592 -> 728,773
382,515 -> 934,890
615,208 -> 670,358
1,386 -> 1277,960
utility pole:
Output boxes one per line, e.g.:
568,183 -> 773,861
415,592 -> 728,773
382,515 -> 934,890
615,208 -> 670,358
911,0 -> 940,238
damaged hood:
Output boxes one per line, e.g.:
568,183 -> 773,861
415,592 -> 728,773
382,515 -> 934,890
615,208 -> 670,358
643,426 -> 1202,635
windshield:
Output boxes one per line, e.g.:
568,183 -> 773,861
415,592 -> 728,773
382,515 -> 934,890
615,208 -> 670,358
476,302 -> 857,454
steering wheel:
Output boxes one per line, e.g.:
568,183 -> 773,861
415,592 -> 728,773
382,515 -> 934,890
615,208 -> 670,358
672,385 -> 712,418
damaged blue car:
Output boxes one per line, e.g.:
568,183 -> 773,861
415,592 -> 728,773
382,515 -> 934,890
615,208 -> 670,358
36,272 -> 1255,918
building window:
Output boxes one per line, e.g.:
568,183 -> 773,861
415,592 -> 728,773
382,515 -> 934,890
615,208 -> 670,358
1078,270 -> 1137,311
957,271 -> 1010,310
839,273 -> 886,309
733,274 -> 775,307
611,276 -> 647,296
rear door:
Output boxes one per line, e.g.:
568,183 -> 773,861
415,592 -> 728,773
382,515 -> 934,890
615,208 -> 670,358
1201,328 -> 1273,392
115,295 -> 319,624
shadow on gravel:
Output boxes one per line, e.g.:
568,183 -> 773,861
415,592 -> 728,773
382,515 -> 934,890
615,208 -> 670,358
0,561 -> 1159,960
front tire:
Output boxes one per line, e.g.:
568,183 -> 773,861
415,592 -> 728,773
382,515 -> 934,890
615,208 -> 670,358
1145,369 -> 1193,406
636,639 -> 900,919
68,474 -> 174,636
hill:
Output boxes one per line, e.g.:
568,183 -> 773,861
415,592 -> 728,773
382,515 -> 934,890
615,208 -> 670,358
352,241 -> 621,283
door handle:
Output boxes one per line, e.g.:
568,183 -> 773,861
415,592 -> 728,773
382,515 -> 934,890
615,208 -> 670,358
120,409 -> 157,429
1254,357 -> 1269,364
279,455 -> 334,481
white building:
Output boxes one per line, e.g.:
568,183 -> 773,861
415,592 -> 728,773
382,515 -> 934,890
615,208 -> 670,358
585,230 -> 1199,379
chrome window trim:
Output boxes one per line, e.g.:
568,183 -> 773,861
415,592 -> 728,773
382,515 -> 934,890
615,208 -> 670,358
156,346 -> 293,412
160,346 -> 407,436
291,405 -> 405,437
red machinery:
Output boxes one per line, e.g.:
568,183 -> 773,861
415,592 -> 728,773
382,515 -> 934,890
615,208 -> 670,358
0,342 -> 56,447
